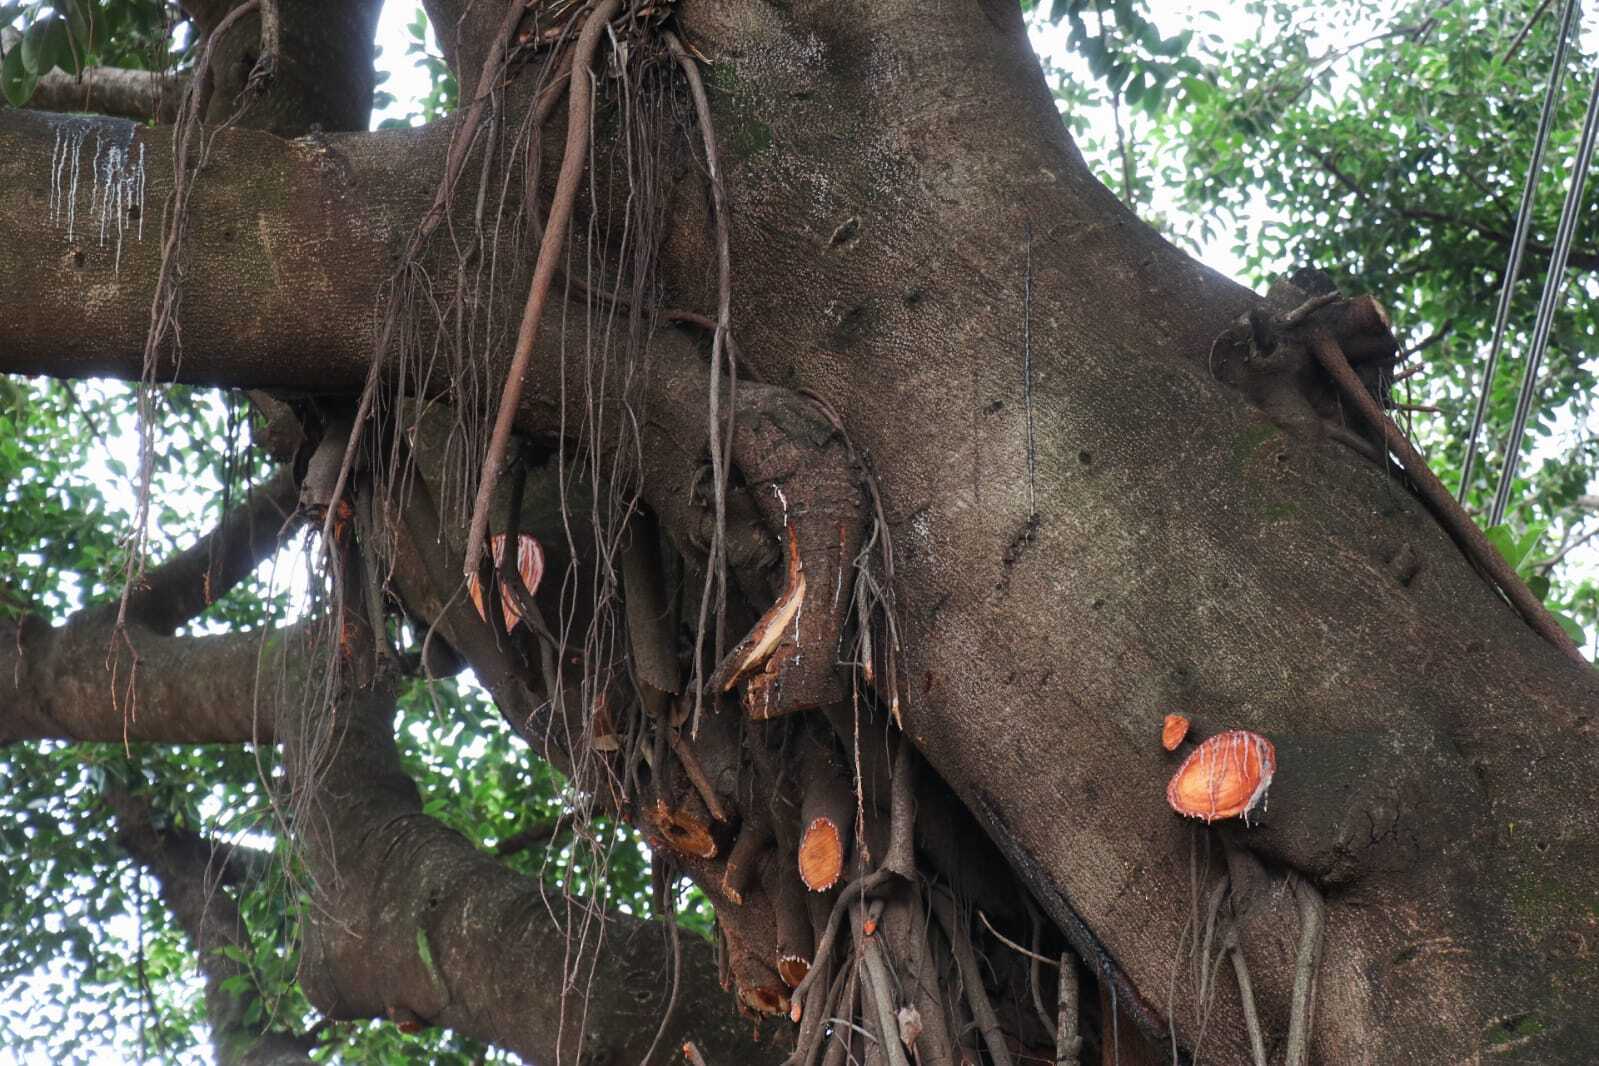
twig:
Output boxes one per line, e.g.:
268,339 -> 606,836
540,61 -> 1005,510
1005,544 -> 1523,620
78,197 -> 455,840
1501,0 -> 1555,64
1055,952 -> 1081,1066
493,819 -> 561,857
1278,291 -> 1340,327
669,730 -> 729,822
1392,402 -> 1440,414
464,0 -> 621,576
1535,520 -> 1599,576
1401,318 -> 1453,357
682,1041 -> 709,1066
639,859 -> 683,1066
977,910 -> 1061,968
1306,329 -> 1586,664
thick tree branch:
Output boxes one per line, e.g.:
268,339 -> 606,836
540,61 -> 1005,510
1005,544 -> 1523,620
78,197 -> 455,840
0,610 -> 297,744
285,672 -> 780,1064
0,466 -> 310,744
108,787 -> 315,1066
31,67 -> 184,123
123,467 -> 299,634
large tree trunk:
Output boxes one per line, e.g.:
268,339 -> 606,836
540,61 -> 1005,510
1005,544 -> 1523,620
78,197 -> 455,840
2,0 -> 1596,1062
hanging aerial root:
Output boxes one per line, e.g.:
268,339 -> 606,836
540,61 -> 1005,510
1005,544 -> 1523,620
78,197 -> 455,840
317,0 -> 558,555
1056,951 -> 1082,1066
1229,933 -> 1269,1066
1304,329 -> 1584,663
464,0 -> 623,577
1283,875 -> 1326,1066
932,891 -> 1018,1066
860,935 -> 913,1066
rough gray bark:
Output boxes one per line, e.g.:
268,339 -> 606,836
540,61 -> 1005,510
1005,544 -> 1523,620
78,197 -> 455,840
2,0 -> 1597,1062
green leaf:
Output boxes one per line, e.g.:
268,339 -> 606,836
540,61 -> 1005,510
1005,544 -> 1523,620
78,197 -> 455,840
1,43 -> 38,106
1551,609 -> 1586,648
19,13 -> 53,74
44,16 -> 76,76
218,973 -> 252,995
60,0 -> 90,55
1483,522 -> 1546,574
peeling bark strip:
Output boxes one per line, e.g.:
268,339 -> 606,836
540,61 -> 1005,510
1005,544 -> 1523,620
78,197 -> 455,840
710,524 -> 806,698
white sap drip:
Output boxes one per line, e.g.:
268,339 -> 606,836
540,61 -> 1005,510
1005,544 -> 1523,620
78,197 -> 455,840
48,122 -> 92,240
93,128 -> 145,272
47,120 -> 146,270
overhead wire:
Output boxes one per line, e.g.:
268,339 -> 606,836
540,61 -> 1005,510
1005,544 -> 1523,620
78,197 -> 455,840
1491,60 -> 1599,526
1457,0 -> 1579,504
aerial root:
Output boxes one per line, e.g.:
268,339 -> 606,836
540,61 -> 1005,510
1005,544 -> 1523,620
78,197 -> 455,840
932,890 -> 1017,1066
1055,950 -> 1082,1066
464,0 -> 623,576
1283,875 -> 1326,1066
1228,931 -> 1268,1066
1304,328 -> 1584,662
317,0 -> 547,556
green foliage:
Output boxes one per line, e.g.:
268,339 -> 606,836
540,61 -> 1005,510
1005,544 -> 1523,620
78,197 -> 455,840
1029,0 -> 1199,113
1,1 -> 177,107
0,372 -> 677,1060
375,7 -> 456,129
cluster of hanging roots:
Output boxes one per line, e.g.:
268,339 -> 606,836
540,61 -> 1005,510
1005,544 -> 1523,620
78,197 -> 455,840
122,1 -> 1187,1062
281,1 -> 1128,1061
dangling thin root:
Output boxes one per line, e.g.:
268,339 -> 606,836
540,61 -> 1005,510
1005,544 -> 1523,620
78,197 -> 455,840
463,0 -> 622,577
318,0 -> 541,555
667,28 -> 738,735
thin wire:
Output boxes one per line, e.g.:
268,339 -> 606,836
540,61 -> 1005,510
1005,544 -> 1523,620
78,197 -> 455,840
1492,64 -> 1599,526
1458,0 -> 1579,504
